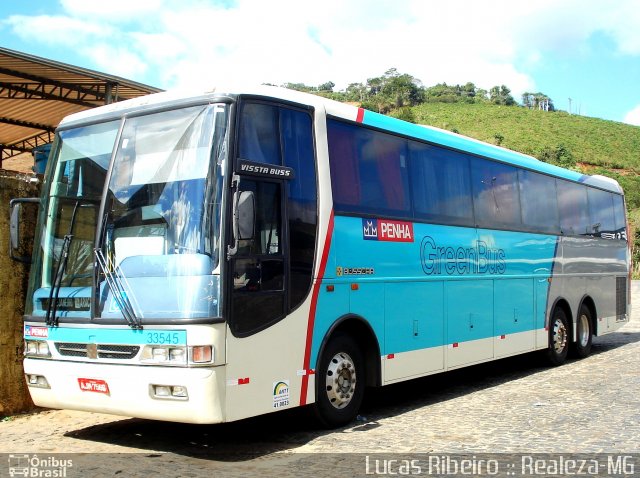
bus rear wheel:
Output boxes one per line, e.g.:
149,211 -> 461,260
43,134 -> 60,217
314,333 -> 364,428
546,307 -> 569,366
571,305 -> 593,358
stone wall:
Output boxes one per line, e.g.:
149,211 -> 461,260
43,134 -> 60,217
0,170 -> 41,416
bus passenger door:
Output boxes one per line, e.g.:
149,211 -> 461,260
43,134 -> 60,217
224,100 -> 317,421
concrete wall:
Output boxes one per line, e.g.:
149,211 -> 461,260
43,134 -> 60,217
0,170 -> 41,416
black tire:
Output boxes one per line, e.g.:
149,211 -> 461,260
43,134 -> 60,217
314,333 -> 364,428
571,304 -> 593,358
546,307 -> 570,366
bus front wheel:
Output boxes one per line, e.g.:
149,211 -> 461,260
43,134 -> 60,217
546,307 -> 570,366
314,333 -> 364,428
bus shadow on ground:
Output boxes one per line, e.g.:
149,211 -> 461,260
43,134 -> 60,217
63,330 -> 640,461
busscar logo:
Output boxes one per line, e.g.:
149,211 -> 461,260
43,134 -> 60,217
362,218 -> 414,242
342,267 -> 375,276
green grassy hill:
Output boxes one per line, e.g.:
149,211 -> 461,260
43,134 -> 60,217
412,102 -> 640,172
405,102 -> 640,275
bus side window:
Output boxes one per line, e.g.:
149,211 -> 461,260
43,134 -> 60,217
587,188 -> 616,237
238,103 -> 281,165
327,119 -> 410,216
471,158 -> 522,229
612,194 -> 627,240
518,169 -> 560,234
281,108 -> 317,311
409,142 -> 473,227
557,180 -> 590,235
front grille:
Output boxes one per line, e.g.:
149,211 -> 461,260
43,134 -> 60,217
55,343 -> 140,359
98,345 -> 140,359
56,342 -> 87,357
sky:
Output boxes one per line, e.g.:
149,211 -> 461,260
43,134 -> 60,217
1,0 -> 640,125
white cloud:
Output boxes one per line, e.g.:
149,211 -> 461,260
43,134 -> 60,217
60,0 -> 165,20
5,14 -> 112,46
83,43 -> 149,79
2,0 -> 640,102
624,105 -> 640,126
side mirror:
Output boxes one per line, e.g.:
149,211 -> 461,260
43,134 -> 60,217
9,197 -> 40,263
228,189 -> 255,258
236,191 -> 255,240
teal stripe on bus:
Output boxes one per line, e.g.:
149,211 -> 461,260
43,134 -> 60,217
308,216 -> 558,363
24,326 -> 187,345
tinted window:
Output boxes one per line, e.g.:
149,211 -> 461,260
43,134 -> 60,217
518,170 -> 560,234
409,142 -> 473,226
471,159 -> 522,228
235,181 -> 282,256
587,188 -> 616,237
239,103 -> 281,165
281,108 -> 317,308
327,120 -> 410,215
233,103 -> 318,335
557,180 -> 589,235
613,194 -> 627,240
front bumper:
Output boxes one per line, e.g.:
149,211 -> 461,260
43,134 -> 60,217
24,358 -> 227,424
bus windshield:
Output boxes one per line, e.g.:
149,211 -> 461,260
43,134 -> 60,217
27,103 -> 229,323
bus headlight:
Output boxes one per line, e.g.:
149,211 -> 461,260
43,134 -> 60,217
141,345 -> 214,366
150,384 -> 189,400
26,374 -> 50,388
141,345 -> 187,365
24,340 -> 51,358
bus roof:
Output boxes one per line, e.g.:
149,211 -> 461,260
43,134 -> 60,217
59,85 -> 622,195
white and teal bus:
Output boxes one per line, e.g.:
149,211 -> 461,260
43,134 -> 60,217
12,86 -> 631,427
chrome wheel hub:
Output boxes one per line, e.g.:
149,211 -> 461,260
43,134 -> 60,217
553,318 -> 568,354
325,351 -> 356,409
578,314 -> 590,347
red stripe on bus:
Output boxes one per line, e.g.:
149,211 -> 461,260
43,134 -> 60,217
300,211 -> 335,406
356,108 -> 365,123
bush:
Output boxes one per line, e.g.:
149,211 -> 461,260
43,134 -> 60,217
537,143 -> 576,169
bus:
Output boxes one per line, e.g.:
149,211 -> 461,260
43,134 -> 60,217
11,86 -> 631,427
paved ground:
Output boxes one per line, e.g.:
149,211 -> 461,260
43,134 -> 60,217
1,283 -> 639,477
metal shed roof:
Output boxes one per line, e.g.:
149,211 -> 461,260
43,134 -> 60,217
0,47 -> 162,172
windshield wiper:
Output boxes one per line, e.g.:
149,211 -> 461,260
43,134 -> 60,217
45,234 -> 73,326
46,200 -> 81,327
94,248 -> 143,329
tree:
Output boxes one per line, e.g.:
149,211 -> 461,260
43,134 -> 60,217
537,143 -> 575,169
361,68 -> 423,113
522,92 -> 555,111
318,81 -> 335,92
462,82 -> 476,99
345,82 -> 367,103
490,85 -> 515,106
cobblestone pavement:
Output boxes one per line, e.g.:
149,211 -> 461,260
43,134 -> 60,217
1,284 -> 639,477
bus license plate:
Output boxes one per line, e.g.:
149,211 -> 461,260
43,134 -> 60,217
78,378 -> 110,395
